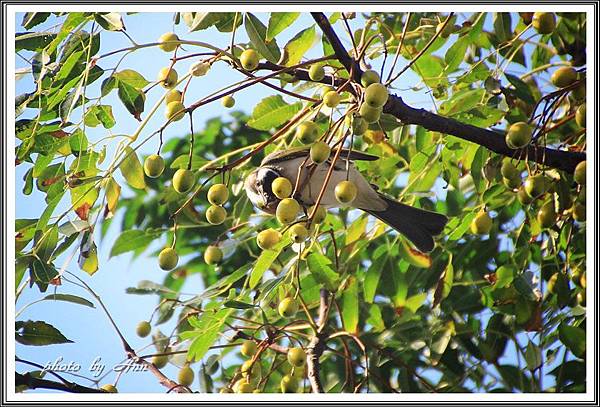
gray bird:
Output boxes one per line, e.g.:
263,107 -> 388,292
244,146 -> 448,252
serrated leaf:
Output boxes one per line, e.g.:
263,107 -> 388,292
119,146 -> 146,190
117,81 -> 145,120
267,12 -> 300,41
244,13 -> 281,63
94,12 -> 125,31
249,237 -> 290,288
247,95 -> 302,131
110,229 -> 159,257
15,32 -> 56,51
306,252 -> 339,292
21,12 -> 51,29
341,276 -> 359,334
170,155 -> 208,170
16,320 -> 73,346
283,25 -> 317,66
42,293 -> 95,308
444,36 -> 468,73
114,69 -> 149,90
184,309 -> 232,362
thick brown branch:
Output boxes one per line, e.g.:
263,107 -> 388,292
306,289 -> 330,393
384,94 -> 585,174
16,372 -> 105,393
311,12 -> 361,82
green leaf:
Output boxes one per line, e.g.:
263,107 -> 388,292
525,340 -> 542,370
58,219 -> 90,237
495,265 -> 515,288
505,73 -> 535,105
119,146 -> 146,190
341,276 -> 359,333
433,256 -> 454,307
267,12 -> 300,41
15,32 -> 56,51
431,321 -> 455,360
244,13 -> 281,63
170,155 -> 209,170
187,13 -> 241,32
247,95 -> 302,131
363,257 -> 383,303
558,323 -> 586,358
117,81 -> 145,120
184,308 -> 232,362
345,216 -> 367,246
249,237 -> 289,288
366,304 -> 385,332
94,12 -> 125,31
306,252 -> 339,292
29,259 -> 58,291
42,293 -> 94,308
283,25 -> 317,66
110,229 -> 160,257
439,89 -> 485,116
36,227 -> 58,263
21,12 -> 51,29
444,36 -> 468,73
223,300 -> 256,309
15,320 -> 73,346
84,105 -> 116,128
114,69 -> 149,90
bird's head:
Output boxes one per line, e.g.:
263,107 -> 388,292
244,166 -> 281,214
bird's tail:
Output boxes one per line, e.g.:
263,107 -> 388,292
364,194 -> 448,253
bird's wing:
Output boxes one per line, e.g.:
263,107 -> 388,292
261,146 -> 378,166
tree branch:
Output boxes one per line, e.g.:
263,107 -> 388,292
306,289 -> 330,393
16,372 -> 105,393
310,12 -> 585,174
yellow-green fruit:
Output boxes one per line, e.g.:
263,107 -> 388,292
537,201 -> 557,229
532,12 -> 556,34
276,198 -> 300,224
289,223 -> 309,244
506,122 -> 532,149
470,211 -> 493,235
222,95 -> 235,108
574,161 -> 586,185
241,340 -> 258,357
310,205 -> 327,223
172,169 -> 194,193
287,347 -> 307,368
364,83 -> 389,108
576,104 -> 586,128
240,49 -> 260,71
178,366 -> 194,387
136,321 -> 151,338
550,66 -> 577,88
158,247 -> 178,271
310,141 -> 331,164
257,228 -> 281,250
571,267 -> 584,286
359,103 -> 382,123
152,354 -> 169,369
500,159 -> 520,179
517,186 -> 533,205
235,380 -> 254,393
219,387 -> 233,393
206,205 -> 226,225
335,180 -> 357,204
207,184 -> 229,205
144,154 -> 165,178
272,177 -> 293,199
240,360 -> 261,378
158,67 -> 178,88
189,61 -> 210,77
165,89 -> 182,105
296,121 -> 319,144
352,116 -> 368,135
308,64 -> 325,81
165,101 -> 186,122
101,384 -> 118,393
524,175 -> 549,198
204,245 -> 223,265
572,202 -> 586,222
361,69 -> 380,87
278,297 -> 298,318
158,32 -> 180,52
323,90 -> 341,108
280,374 -> 299,393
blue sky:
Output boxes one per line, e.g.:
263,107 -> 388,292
14,11 -> 564,393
